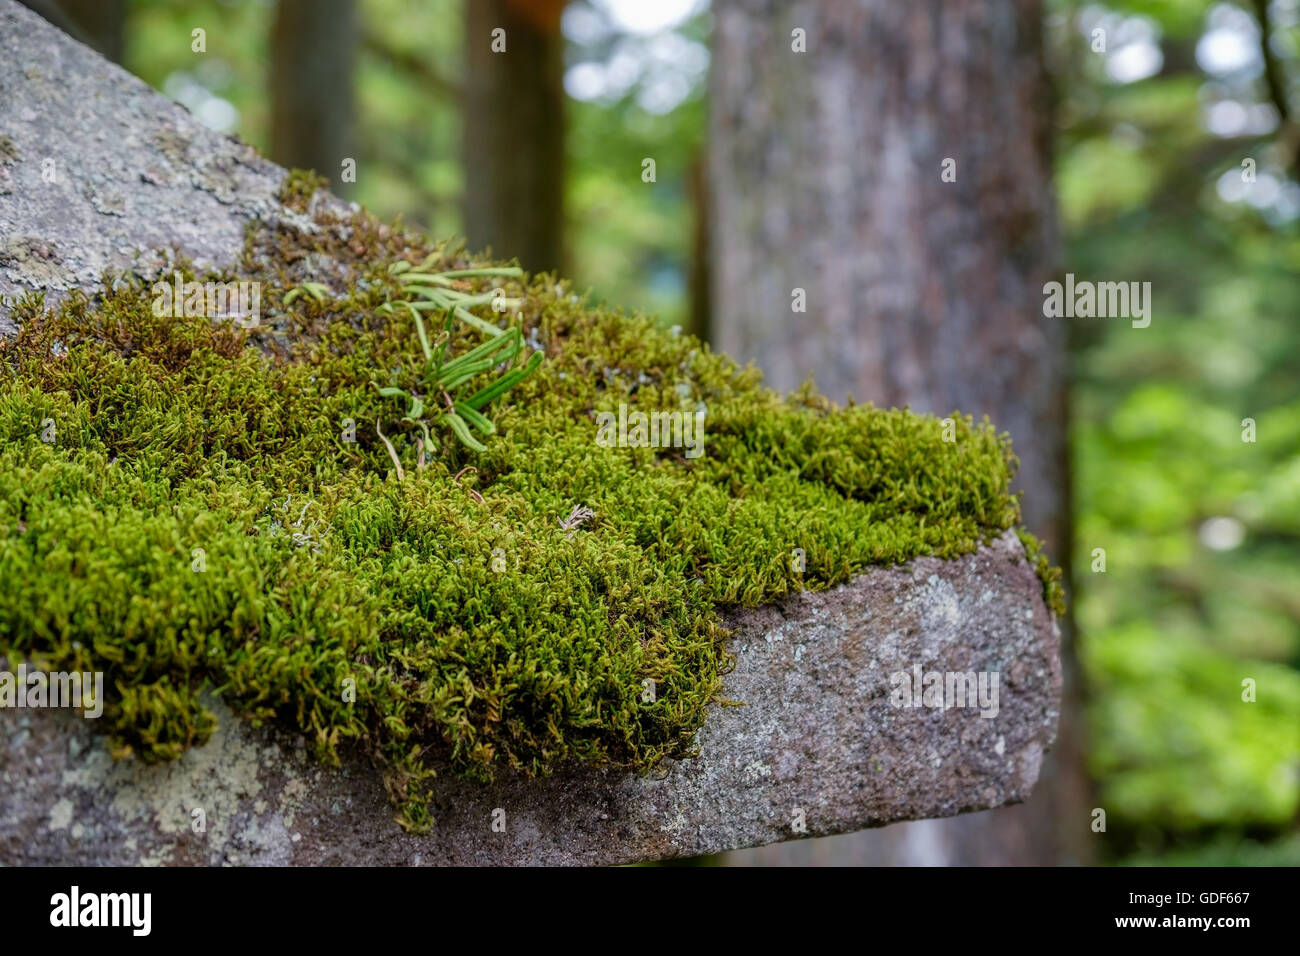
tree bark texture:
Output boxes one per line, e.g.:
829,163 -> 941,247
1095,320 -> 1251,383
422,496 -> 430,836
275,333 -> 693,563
270,0 -> 357,196
708,0 -> 1090,866
462,0 -> 566,274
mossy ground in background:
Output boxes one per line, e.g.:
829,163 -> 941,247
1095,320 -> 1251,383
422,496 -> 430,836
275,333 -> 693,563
0,192 -> 1059,830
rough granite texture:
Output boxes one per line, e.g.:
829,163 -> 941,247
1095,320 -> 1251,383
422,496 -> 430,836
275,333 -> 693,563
0,0 -> 1061,865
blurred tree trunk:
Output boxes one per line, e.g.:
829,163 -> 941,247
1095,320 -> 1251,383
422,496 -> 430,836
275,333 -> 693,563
687,150 -> 712,342
709,0 -> 1091,865
270,0 -> 357,196
462,0 -> 567,273
18,0 -> 123,61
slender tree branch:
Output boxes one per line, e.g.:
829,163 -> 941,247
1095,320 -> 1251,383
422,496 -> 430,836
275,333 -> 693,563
1252,0 -> 1292,122
363,28 -> 461,100
1251,0 -> 1300,178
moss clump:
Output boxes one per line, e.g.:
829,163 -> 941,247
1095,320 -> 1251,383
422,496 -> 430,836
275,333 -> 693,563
0,200 -> 1058,831
1017,529 -> 1067,617
276,168 -> 328,213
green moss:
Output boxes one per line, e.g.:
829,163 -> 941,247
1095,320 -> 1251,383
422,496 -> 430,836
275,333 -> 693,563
277,168 -> 328,213
0,201 -> 1060,831
1017,528 -> 1068,618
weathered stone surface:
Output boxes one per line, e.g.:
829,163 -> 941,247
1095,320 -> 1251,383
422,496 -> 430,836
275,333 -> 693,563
0,1 -> 1061,865
0,0 -> 297,335
2,531 -> 1059,865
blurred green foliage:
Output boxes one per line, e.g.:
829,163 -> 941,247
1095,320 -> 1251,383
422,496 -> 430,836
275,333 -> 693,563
1053,0 -> 1300,862
115,0 -> 1297,862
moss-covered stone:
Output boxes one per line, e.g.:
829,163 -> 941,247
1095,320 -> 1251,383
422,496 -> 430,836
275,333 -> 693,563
0,197 -> 1060,831
276,168 -> 328,214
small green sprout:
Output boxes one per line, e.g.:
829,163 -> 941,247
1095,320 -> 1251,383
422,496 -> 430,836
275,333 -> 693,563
373,261 -> 543,464
282,281 -> 331,306
382,256 -> 524,336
